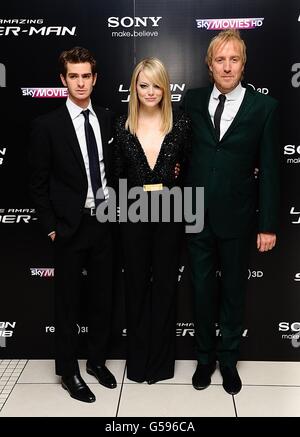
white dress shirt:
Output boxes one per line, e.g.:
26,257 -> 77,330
66,98 -> 108,207
208,82 -> 246,140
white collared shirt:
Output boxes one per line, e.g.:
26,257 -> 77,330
66,98 -> 108,207
208,82 -> 246,140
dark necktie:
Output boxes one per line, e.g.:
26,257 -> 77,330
213,94 -> 226,140
82,109 -> 103,206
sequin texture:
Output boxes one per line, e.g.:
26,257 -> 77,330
113,111 -> 191,188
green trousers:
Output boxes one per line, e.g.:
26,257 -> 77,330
187,222 -> 252,367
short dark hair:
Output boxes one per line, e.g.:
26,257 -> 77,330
59,46 -> 97,78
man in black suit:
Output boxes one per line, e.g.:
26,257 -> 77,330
29,47 -> 116,403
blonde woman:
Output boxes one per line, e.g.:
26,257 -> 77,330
114,58 -> 191,384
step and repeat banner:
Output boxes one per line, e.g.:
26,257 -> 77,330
0,0 -> 299,361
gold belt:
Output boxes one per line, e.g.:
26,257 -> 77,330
143,183 -> 163,192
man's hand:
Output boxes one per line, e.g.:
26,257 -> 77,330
174,162 -> 180,179
257,233 -> 276,252
49,231 -> 56,242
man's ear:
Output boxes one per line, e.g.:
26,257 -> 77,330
60,74 -> 67,87
92,73 -> 97,86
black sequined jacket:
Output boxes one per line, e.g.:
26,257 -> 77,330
113,111 -> 191,189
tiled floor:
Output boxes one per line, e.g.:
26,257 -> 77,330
0,360 -> 300,417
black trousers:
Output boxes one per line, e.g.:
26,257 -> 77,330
54,215 -> 113,376
121,220 -> 183,382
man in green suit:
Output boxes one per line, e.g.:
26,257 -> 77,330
182,29 -> 279,395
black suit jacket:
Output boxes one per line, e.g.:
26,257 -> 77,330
29,104 -> 114,238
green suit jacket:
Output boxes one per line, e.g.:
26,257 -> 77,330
183,85 -> 280,238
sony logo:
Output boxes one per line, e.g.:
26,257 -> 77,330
108,16 -> 162,28
279,322 -> 300,331
284,145 -> 300,155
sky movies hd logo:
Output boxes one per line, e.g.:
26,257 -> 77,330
196,17 -> 264,30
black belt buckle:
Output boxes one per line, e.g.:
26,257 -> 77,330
90,207 -> 96,216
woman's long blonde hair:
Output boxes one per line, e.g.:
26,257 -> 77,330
125,57 -> 173,136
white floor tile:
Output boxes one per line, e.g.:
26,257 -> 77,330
237,361 -> 300,386
118,383 -> 235,417
235,386 -> 300,417
17,361 -> 58,383
0,383 -> 121,417
2,360 -> 300,417
18,360 -> 126,384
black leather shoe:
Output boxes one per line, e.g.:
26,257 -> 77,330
220,366 -> 242,395
192,362 -> 216,390
86,363 -> 117,389
61,374 -> 96,403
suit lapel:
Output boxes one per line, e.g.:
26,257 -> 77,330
94,106 -> 109,171
59,104 -> 111,179
59,105 -> 87,177
220,87 -> 254,143
201,87 -> 218,141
